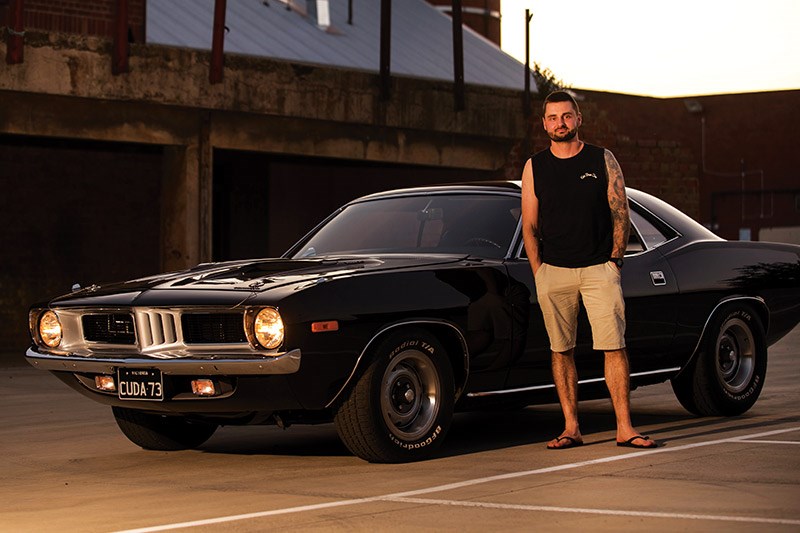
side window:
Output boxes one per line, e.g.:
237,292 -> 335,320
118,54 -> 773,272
630,204 -> 676,250
516,201 -> 676,259
517,218 -> 648,258
626,224 -> 645,254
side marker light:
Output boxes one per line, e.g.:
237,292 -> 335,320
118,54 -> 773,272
311,321 -> 339,333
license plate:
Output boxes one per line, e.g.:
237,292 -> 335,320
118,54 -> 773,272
117,368 -> 164,401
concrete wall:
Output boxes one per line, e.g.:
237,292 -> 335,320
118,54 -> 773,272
0,30 -> 529,267
0,31 -> 528,355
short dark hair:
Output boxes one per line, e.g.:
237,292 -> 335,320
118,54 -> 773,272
543,91 -> 580,115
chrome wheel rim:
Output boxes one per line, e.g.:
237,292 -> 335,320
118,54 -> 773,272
715,318 -> 755,394
381,349 -> 440,441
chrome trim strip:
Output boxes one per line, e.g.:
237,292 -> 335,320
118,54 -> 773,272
324,319 -> 469,409
25,347 -> 301,375
39,306 -> 272,358
465,367 -> 682,398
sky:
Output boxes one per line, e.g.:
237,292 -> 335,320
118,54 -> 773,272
499,0 -> 800,98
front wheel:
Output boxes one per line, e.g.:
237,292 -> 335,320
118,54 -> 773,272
671,304 -> 767,416
334,329 -> 455,463
112,407 -> 218,450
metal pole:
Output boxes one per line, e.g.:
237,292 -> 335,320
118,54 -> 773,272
6,0 -> 24,65
380,0 -> 391,100
524,9 -> 532,117
348,0 -> 353,25
112,0 -> 129,75
452,0 -> 465,111
210,0 -> 227,84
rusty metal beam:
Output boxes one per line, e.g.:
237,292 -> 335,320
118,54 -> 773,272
380,0 -> 391,100
6,0 -> 24,65
451,0 -> 465,111
210,0 -> 227,84
112,0 -> 129,75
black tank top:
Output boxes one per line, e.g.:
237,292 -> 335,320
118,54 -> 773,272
532,143 -> 612,268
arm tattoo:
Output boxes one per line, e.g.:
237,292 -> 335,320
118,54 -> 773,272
605,149 -> 630,257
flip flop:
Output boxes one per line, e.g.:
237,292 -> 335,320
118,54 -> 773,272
616,435 -> 657,449
547,435 -> 583,450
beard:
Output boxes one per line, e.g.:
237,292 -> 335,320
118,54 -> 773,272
548,127 -> 578,142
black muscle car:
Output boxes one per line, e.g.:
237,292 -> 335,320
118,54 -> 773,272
26,182 -> 800,462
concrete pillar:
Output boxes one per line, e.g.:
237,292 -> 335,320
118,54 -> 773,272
160,113 -> 214,272
161,145 -> 199,271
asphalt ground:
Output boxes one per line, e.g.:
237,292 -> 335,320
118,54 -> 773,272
2,325 -> 798,532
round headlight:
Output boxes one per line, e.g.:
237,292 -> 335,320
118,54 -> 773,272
253,307 -> 284,349
39,310 -> 63,348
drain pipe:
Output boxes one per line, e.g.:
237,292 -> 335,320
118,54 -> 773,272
686,101 -> 768,234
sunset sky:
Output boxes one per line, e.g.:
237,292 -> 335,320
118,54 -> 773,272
499,0 -> 800,97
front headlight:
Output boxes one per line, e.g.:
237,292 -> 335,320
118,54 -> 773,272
38,310 -> 63,348
252,307 -> 284,349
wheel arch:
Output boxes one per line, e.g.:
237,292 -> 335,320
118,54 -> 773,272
325,319 -> 469,409
675,295 -> 769,379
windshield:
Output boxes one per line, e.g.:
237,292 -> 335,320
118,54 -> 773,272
291,193 -> 521,259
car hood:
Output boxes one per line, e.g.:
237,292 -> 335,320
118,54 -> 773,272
50,255 -> 468,307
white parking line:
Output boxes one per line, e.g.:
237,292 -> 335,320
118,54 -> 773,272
736,439 -> 800,445
114,426 -> 800,533
387,497 -> 800,526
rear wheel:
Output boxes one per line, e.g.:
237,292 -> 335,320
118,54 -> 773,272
334,329 -> 455,463
112,407 -> 218,450
671,304 -> 767,416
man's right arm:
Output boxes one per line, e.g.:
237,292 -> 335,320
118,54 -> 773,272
520,158 -> 542,275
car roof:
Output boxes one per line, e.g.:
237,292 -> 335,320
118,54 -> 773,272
350,181 -> 522,203
346,182 -> 719,243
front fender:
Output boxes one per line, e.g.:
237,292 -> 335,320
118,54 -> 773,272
324,319 -> 469,409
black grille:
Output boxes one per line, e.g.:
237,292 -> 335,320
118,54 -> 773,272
82,314 -> 136,344
181,313 -> 247,344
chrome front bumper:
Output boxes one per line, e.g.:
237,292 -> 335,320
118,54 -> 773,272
25,347 -> 301,375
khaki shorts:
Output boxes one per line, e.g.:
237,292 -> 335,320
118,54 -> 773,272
534,262 -> 626,352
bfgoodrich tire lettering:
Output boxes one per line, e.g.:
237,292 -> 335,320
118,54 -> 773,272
671,304 -> 767,416
112,407 -> 218,450
334,328 -> 455,463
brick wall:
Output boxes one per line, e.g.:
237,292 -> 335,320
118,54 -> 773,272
500,94 -> 701,220
1,0 -> 146,41
426,0 -> 502,45
581,89 -> 800,240
501,88 -> 800,241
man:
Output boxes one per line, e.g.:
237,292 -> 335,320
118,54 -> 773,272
520,91 -> 657,450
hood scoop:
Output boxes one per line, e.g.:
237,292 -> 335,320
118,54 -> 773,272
163,258 -> 376,290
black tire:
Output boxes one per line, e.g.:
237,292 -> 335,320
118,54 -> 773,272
112,406 -> 218,451
671,304 -> 767,416
334,329 -> 455,463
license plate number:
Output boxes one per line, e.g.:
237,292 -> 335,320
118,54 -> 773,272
117,368 -> 164,401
